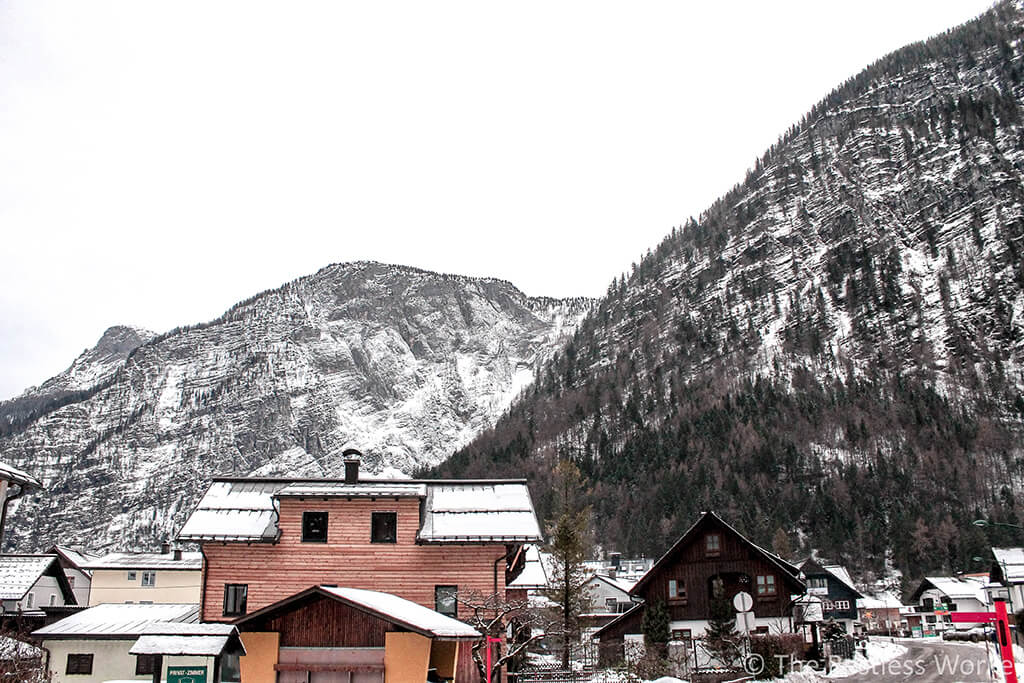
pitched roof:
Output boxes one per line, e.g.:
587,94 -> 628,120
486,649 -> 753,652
0,555 -> 72,601
129,623 -> 244,657
507,545 -> 552,590
178,477 -> 542,544
591,574 -> 635,595
991,548 -> 1024,583
799,559 -> 864,598
82,551 -> 202,571
176,480 -> 282,543
32,603 -> 200,639
630,511 -> 805,595
0,461 -> 41,488
48,545 -> 102,573
910,576 -> 989,604
234,585 -> 481,640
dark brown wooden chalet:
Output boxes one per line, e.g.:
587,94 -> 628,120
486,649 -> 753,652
595,511 -> 804,659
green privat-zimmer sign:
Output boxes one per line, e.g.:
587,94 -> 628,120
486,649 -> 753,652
167,666 -> 208,683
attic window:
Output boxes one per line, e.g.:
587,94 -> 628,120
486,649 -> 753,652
756,574 -> 776,596
808,577 -> 828,590
302,511 -> 329,543
668,579 -> 687,603
705,534 -> 721,557
371,512 -> 397,544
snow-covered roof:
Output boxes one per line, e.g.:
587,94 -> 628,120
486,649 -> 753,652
857,592 -> 904,610
179,478 -> 542,544
592,573 -> 635,594
33,603 -> 200,638
916,576 -> 989,604
821,564 -> 862,596
0,461 -> 41,488
83,551 -> 202,571
49,545 -> 102,571
130,635 -> 229,656
322,586 -> 481,639
0,555 -> 60,600
237,585 -> 481,640
992,548 -> 1024,583
276,482 -> 427,498
129,624 -> 242,657
508,545 -> 552,589
177,480 -> 282,542
418,483 -> 542,543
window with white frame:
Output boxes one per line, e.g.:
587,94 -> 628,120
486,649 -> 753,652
141,571 -> 156,587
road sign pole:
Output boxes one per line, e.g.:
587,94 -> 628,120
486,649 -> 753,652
996,600 -> 1018,683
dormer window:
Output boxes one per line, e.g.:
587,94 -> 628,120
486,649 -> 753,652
371,512 -> 397,544
705,534 -> 721,557
302,511 -> 329,543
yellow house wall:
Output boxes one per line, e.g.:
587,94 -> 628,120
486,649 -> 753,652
384,632 -> 431,683
429,641 -> 458,680
239,631 -> 279,683
87,568 -> 201,605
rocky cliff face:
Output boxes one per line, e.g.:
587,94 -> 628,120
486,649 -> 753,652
0,262 -> 591,551
440,2 -> 1024,578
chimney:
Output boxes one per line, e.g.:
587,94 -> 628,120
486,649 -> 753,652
173,548 -> 182,561
342,448 -> 362,484
161,541 -> 170,555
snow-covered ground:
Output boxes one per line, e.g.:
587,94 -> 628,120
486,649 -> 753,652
776,639 -> 907,682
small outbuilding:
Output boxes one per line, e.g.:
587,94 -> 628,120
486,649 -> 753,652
232,585 -> 482,683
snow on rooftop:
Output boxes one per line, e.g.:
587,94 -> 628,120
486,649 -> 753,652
179,478 -> 541,544
130,635 -> 231,656
858,592 -> 904,610
319,586 -> 480,639
923,576 -> 989,603
51,545 -> 102,569
33,603 -> 199,638
276,482 -> 427,498
508,545 -> 551,589
0,461 -> 41,488
84,552 -> 202,571
822,564 -> 860,595
419,483 -> 542,542
992,547 -> 1024,582
0,556 -> 57,600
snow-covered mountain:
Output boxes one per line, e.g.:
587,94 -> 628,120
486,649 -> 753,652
439,1 -> 1024,579
0,261 -> 591,551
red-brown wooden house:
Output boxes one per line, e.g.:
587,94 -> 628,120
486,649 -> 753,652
177,454 -> 541,681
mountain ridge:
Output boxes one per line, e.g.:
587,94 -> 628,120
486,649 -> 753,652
0,260 -> 592,551
435,0 -> 1024,582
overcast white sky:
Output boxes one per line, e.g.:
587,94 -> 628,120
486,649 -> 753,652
0,1 -> 995,400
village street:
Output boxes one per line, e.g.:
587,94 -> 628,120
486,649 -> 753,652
834,639 -> 995,683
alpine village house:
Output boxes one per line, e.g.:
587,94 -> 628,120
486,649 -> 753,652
595,511 -> 806,664
172,453 -> 543,683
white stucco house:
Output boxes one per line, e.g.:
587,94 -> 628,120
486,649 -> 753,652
32,602 -> 224,683
0,554 -> 77,614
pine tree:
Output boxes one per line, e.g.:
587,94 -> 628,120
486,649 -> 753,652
641,600 -> 670,645
544,460 -> 593,667
705,586 -> 740,666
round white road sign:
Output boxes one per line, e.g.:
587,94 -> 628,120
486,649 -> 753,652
733,590 -> 753,612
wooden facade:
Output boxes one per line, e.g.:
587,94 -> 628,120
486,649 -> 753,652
242,593 -> 397,648
596,511 -> 804,653
202,497 -> 511,622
